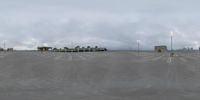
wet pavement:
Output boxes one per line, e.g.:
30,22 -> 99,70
0,51 -> 200,100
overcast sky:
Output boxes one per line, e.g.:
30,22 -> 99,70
0,0 -> 200,50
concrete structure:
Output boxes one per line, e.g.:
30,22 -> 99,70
7,48 -> 14,51
155,45 -> 168,53
37,47 -> 52,51
53,48 -> 59,52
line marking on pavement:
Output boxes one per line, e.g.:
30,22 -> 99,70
167,57 -> 172,64
143,55 -> 158,60
68,56 -> 73,61
151,54 -> 165,61
179,57 -> 187,62
79,55 -> 86,60
185,56 -> 198,61
55,55 -> 63,60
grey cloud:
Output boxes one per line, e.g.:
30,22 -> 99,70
0,0 -> 200,50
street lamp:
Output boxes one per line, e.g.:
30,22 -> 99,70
2,40 -> 7,50
170,31 -> 174,56
136,40 -> 141,55
170,32 -> 173,51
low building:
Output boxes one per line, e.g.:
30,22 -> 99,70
155,45 -> 167,53
7,48 -> 14,51
37,47 -> 52,51
98,48 -> 107,51
53,48 -> 59,52
0,48 -> 4,51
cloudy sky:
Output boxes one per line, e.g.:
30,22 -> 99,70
0,0 -> 200,50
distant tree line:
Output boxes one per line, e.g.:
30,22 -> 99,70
37,46 -> 107,52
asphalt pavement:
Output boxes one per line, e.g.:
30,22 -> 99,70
0,51 -> 200,100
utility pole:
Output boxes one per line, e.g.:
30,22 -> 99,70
171,32 -> 173,52
3,40 -> 6,50
137,40 -> 141,56
199,47 -> 200,55
3,41 -> 5,49
71,42 -> 74,52
170,32 -> 174,56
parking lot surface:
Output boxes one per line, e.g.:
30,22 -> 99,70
0,51 -> 200,100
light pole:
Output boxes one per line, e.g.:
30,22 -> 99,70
3,40 -> 7,50
199,47 -> 200,53
171,32 -> 173,51
170,31 -> 174,56
137,40 -> 141,55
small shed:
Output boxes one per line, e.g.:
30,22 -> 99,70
155,45 -> 167,53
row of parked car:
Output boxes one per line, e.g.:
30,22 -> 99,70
38,46 -> 107,52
